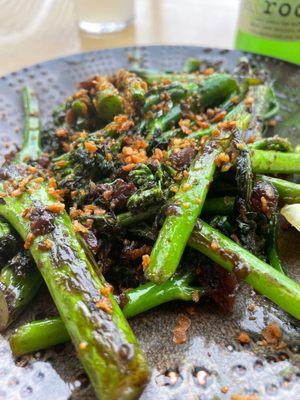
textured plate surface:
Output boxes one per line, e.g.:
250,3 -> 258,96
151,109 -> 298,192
0,46 -> 300,400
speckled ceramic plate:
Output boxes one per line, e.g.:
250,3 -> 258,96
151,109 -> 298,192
0,46 -> 299,400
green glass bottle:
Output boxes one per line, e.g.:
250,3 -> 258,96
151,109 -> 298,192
236,0 -> 300,65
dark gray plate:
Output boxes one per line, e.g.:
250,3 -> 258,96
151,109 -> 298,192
0,46 -> 299,400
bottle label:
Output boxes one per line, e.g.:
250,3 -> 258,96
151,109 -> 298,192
238,0 -> 300,41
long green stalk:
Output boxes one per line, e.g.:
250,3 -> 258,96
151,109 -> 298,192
0,195 -> 232,332
94,78 -> 123,121
0,177 -> 149,399
190,84 -> 270,141
189,102 -> 251,140
10,317 -> 69,356
0,219 -> 18,261
251,137 -> 293,152
183,58 -> 201,73
0,253 -> 42,331
17,87 -> 42,162
118,178 -> 300,228
147,74 -> 239,138
146,138 -> 225,284
130,68 -> 203,84
188,220 -> 300,320
112,70 -> 148,105
123,272 -> 200,318
10,273 -> 201,356
267,214 -> 285,274
143,84 -> 186,112
11,210 -> 300,357
0,87 -> 43,329
118,206 -> 159,227
258,175 -> 300,204
119,196 -> 235,227
252,150 -> 300,174
0,85 -> 149,399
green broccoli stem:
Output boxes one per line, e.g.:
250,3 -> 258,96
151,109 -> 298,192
0,86 -> 43,330
0,219 -> 11,239
0,255 -> 42,331
250,136 -> 293,152
249,84 -> 279,130
128,83 -> 147,104
190,84 -> 275,143
146,138 -> 226,284
118,177 -> 300,228
1,79 -> 149,397
130,68 -> 202,83
0,219 -> 19,260
124,76 -> 147,105
251,150 -> 300,174
124,196 -> 234,224
111,69 -> 149,106
191,83 -> 275,142
183,58 -> 201,73
258,175 -> 300,204
144,76 -> 240,284
94,79 -> 123,121
84,196 -> 235,229
118,206 -> 160,227
10,317 -> 69,356
267,214 -> 286,274
193,74 -> 239,109
0,177 -> 149,399
0,197 -> 234,331
145,87 -> 276,283
71,99 -> 87,117
123,272 -> 201,318
189,102 -> 251,140
201,196 -> 235,215
16,87 -> 42,163
188,220 -> 300,320
143,85 -> 187,112
147,104 -> 182,138
10,273 -> 202,356
147,74 -> 239,138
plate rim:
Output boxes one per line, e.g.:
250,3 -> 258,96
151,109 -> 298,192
1,44 -> 299,80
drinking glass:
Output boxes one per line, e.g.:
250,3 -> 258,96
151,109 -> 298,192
74,0 -> 134,35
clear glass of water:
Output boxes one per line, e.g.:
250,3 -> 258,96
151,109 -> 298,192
75,0 -> 134,35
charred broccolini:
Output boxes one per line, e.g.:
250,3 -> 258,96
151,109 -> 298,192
0,87 -> 149,400
1,58 -> 300,400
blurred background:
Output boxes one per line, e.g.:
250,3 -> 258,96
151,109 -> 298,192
0,0 -> 240,76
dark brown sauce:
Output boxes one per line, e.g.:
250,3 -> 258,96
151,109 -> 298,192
170,147 -> 197,170
28,206 -> 55,236
233,261 -> 251,280
166,204 -> 183,216
118,343 -> 134,361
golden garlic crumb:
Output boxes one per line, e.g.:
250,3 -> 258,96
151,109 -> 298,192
72,220 -> 88,233
79,342 -> 88,350
221,386 -> 229,394
84,141 -> 98,153
24,232 -> 35,249
100,285 -> 113,297
210,239 -> 219,251
47,203 -> 65,214
238,332 -> 250,344
142,254 -> 150,270
38,239 -> 53,251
